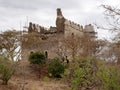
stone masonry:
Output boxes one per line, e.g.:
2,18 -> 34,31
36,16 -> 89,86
22,8 -> 97,59
28,8 -> 96,38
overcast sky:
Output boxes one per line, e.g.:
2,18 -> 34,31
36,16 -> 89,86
0,0 -> 120,39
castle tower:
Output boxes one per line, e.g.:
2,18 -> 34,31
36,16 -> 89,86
56,8 -> 65,33
57,8 -> 63,16
84,24 -> 97,38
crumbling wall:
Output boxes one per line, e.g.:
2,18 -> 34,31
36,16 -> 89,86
28,22 -> 57,34
28,22 -> 49,34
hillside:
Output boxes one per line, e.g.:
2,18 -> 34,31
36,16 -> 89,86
0,59 -> 69,90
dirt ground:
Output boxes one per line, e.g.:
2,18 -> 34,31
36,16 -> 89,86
0,59 -> 69,90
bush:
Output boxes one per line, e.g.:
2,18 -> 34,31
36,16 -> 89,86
28,52 -> 46,64
48,57 -> 65,78
71,57 -> 98,90
0,55 -> 15,85
70,57 -> 120,90
97,63 -> 120,90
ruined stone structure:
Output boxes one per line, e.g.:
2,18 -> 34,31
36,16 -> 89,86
28,22 -> 51,34
28,8 -> 96,38
23,8 -> 97,59
56,8 -> 65,33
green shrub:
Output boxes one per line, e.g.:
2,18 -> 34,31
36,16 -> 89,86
48,57 -> 65,78
70,57 -> 120,90
97,63 -> 120,90
0,55 -> 15,85
71,57 -> 98,90
28,52 -> 46,64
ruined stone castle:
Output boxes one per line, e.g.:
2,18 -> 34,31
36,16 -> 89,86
28,8 -> 96,38
23,8 -> 97,59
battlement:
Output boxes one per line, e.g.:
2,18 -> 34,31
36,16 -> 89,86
65,19 -> 83,32
28,8 -> 96,38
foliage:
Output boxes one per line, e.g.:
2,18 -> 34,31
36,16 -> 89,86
0,30 -> 21,61
28,52 -> 46,64
68,57 -> 120,90
59,34 -> 102,62
101,5 -> 120,64
70,57 -> 98,90
0,55 -> 15,85
22,32 -> 44,49
97,63 -> 120,90
101,5 -> 120,32
48,57 -> 65,78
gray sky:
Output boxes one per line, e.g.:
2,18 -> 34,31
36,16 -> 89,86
0,0 -> 120,39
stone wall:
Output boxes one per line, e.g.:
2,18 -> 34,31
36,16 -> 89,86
23,8 -> 97,59
28,22 -> 48,34
28,22 -> 57,34
84,24 -> 97,38
55,8 -> 96,38
28,8 -> 96,38
64,19 -> 84,37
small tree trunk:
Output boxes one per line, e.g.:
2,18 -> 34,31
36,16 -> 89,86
38,64 -> 41,79
3,80 -> 8,85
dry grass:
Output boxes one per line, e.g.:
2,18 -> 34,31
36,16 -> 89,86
0,59 -> 69,90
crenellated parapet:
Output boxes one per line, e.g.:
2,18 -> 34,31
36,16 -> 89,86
64,19 -> 83,32
64,19 -> 84,37
28,8 -> 96,38
63,19 -> 96,38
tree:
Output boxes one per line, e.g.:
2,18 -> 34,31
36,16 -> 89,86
0,30 -> 21,61
101,5 -> 120,64
96,5 -> 120,33
63,34 -> 81,60
79,35 -> 101,58
21,32 -> 44,50
28,51 -> 46,78
0,55 -> 15,85
21,32 -> 44,60
59,34 -> 102,61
